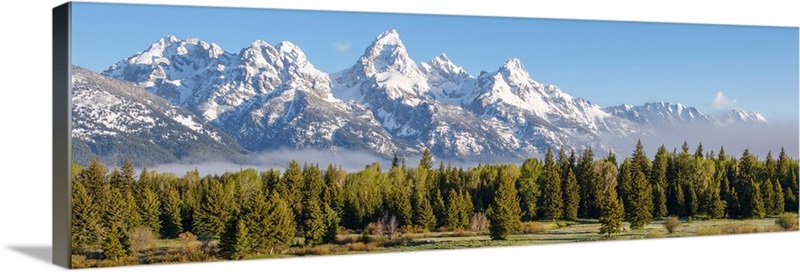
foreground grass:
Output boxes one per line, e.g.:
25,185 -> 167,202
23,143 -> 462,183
72,217 -> 795,267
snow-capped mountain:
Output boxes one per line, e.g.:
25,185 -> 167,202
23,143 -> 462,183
71,66 -> 248,166
721,109 -> 768,124
604,102 -> 717,126
98,30 -> 769,162
605,102 -> 768,127
103,36 -> 397,155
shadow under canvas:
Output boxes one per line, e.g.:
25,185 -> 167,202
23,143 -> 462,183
8,246 -> 53,265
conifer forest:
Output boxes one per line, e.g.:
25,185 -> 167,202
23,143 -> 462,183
70,141 -> 800,268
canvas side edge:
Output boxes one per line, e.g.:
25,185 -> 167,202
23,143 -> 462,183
53,2 -> 72,269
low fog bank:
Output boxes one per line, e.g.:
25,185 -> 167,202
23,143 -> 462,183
601,122 -> 799,159
152,149 -> 394,176
150,149 -> 528,176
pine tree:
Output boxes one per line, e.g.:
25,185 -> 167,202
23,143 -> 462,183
539,148 -> 563,220
140,187 -> 162,235
102,223 -> 129,260
160,187 -> 183,238
562,168 -> 580,220
517,158 -> 541,221
598,186 -> 624,237
430,187 -> 447,228
194,179 -> 231,237
219,219 -> 251,260
762,179 -> 776,215
302,197 -> 326,246
488,166 -> 523,240
323,204 -> 340,244
279,160 -> 305,228
419,148 -> 434,171
445,189 -> 462,228
577,148 -> 599,219
742,181 -> 765,218
628,170 -> 653,229
122,190 -> 142,233
773,179 -> 785,215
458,190 -> 474,227
264,193 -> 295,251
772,179 -> 786,214
650,145 -> 669,218
412,188 -> 436,230
71,181 -> 102,253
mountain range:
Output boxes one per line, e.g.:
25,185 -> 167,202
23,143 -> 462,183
74,29 -> 768,166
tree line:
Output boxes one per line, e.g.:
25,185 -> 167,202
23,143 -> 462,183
71,141 -> 800,260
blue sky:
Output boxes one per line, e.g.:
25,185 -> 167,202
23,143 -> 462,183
72,2 -> 799,121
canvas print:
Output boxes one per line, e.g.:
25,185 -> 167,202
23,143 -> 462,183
60,1 -> 799,268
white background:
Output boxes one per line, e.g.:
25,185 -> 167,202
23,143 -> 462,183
0,0 -> 798,271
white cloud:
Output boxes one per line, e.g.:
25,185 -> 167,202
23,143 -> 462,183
332,41 -> 352,53
709,91 -> 737,109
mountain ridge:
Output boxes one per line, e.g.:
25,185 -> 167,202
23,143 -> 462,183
96,30 -> 768,162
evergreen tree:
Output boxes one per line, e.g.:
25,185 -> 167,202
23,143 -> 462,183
279,160 -> 305,228
430,188 -> 447,228
598,184 -> 624,237
302,198 -> 326,246
762,179 -> 776,215
459,189 -> 474,227
160,187 -> 183,238
562,168 -> 580,220
419,148 -> 434,171
539,148 -> 563,220
122,190 -> 142,233
322,204 -> 340,244
742,181 -> 765,218
264,193 -> 295,251
628,170 -> 653,229
650,145 -> 669,218
139,187 -> 162,235
102,223 -> 129,260
219,219 -> 251,260
194,179 -> 231,237
412,188 -> 436,230
577,148 -> 599,219
488,166 -> 523,240
517,158 -> 541,221
71,181 -> 102,253
772,179 -> 785,215
445,189 -> 463,228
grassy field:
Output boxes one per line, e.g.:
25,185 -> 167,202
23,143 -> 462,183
255,216 -> 793,258
71,216 -> 797,268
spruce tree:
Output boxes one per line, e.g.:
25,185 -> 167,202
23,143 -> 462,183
742,181 -> 765,218
194,179 -> 231,237
650,145 -> 669,218
279,160 -> 305,228
302,197 -> 326,246
562,168 -> 580,220
412,188 -> 436,230
219,219 -> 251,260
539,148 -> 563,220
762,179 -> 776,215
140,187 -> 162,235
102,223 -> 129,260
628,170 -> 653,229
577,148 -> 599,219
772,179 -> 785,215
517,158 -> 541,221
71,181 -> 102,253
598,184 -> 624,237
264,193 -> 295,251
160,187 -> 183,238
488,166 -> 523,240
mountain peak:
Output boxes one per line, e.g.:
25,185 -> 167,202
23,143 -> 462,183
374,29 -> 402,45
497,58 -> 532,82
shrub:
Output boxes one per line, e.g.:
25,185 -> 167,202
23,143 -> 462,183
663,216 -> 681,234
130,227 -> 157,253
696,226 -> 723,236
469,212 -> 489,232
645,230 -> 664,239
521,222 -> 546,234
721,223 -> 758,234
775,213 -> 799,230
178,232 -> 199,253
